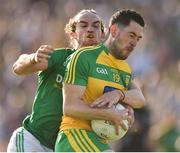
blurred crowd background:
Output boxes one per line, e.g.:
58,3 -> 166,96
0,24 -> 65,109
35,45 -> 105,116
0,0 -> 180,151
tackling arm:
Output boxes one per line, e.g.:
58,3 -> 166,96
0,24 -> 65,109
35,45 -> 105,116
122,80 -> 145,108
90,80 -> 145,109
12,45 -> 53,75
63,83 -> 131,131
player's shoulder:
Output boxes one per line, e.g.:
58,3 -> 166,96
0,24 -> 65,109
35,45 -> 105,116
54,48 -> 74,54
121,60 -> 132,73
77,44 -> 103,52
51,48 -> 75,58
75,44 -> 104,58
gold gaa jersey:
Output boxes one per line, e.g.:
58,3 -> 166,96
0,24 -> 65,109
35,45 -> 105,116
61,43 -> 132,131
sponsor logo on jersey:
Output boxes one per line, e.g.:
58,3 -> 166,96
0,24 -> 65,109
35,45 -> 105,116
96,67 -> 108,75
125,75 -> 131,88
56,74 -> 63,83
54,74 -> 63,89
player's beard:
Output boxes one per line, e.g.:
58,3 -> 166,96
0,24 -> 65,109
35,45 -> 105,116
109,41 -> 127,60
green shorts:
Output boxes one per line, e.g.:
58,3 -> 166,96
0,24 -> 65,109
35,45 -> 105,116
55,129 -> 112,152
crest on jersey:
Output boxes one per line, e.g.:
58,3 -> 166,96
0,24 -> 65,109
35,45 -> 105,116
125,75 -> 131,89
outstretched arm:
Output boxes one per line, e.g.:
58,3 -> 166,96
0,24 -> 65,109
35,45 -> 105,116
13,45 -> 53,75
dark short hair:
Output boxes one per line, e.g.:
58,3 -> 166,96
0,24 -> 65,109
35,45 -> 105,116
109,9 -> 145,27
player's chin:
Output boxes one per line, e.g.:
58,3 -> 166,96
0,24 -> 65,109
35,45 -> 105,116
86,39 -> 98,46
85,42 -> 96,47
122,52 -> 131,59
123,54 -> 129,59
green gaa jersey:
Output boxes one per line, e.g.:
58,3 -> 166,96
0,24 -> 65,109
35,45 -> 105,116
61,43 -> 132,131
23,48 -> 74,149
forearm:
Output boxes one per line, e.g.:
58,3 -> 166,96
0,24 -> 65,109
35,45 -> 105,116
121,88 -> 145,108
64,98 -> 114,121
13,54 -> 36,75
13,53 -> 48,75
63,84 -> 131,127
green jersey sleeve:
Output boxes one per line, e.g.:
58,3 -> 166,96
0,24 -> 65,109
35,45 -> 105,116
38,48 -> 73,76
64,50 -> 89,86
48,48 -> 73,68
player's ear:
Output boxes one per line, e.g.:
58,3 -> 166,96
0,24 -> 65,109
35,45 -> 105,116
101,32 -> 106,41
109,25 -> 117,37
